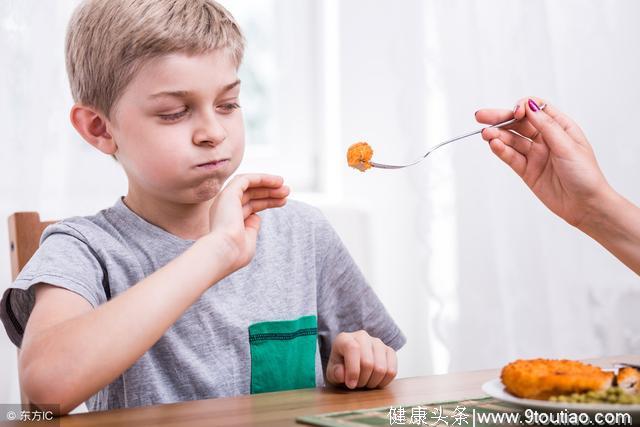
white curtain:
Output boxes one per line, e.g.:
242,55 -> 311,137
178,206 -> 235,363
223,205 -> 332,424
2,0 -> 640,406
335,0 -> 640,378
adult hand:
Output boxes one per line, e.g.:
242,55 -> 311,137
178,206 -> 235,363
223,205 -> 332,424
476,98 -> 612,228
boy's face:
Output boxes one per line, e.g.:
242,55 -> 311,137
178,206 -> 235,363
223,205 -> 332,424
108,49 -> 244,204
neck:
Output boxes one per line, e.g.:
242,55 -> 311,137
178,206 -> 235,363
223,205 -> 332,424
122,189 -> 213,241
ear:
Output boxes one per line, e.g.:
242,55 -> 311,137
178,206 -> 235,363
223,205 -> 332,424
69,104 -> 118,156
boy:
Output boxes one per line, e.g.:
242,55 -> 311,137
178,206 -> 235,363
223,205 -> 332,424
0,0 -> 405,415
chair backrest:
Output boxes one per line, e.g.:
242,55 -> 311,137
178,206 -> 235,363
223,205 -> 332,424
9,212 -> 56,281
8,212 -> 56,407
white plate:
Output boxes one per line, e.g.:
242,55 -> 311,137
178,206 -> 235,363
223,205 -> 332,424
482,378 -> 640,416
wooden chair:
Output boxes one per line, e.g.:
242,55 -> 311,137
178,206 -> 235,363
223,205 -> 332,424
8,212 -> 56,407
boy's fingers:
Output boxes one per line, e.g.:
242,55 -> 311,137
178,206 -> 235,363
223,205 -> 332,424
377,347 -> 398,389
241,186 -> 290,205
365,339 -> 388,389
354,333 -> 375,388
242,198 -> 287,219
489,139 -> 527,177
328,362 -> 345,385
243,173 -> 285,188
334,334 -> 361,389
228,174 -> 285,195
243,214 -> 261,237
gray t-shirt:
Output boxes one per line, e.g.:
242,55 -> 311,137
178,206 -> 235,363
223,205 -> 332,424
1,198 -> 405,411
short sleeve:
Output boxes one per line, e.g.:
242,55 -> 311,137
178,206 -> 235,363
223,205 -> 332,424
0,223 -> 108,348
314,212 -> 406,369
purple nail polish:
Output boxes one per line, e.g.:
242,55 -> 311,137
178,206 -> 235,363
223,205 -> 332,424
528,99 -> 540,112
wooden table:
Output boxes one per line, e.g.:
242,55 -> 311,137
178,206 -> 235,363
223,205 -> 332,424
3,355 -> 636,426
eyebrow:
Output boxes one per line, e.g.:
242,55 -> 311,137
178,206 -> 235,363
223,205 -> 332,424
148,79 -> 241,99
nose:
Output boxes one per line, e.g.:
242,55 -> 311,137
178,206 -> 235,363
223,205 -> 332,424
192,109 -> 227,147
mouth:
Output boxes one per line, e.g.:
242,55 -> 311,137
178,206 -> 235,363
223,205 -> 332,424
196,159 -> 230,169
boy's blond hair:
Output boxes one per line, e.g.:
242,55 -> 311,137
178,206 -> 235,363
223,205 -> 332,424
66,0 -> 244,118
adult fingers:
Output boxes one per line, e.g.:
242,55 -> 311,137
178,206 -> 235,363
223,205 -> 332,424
475,108 -> 514,125
524,98 -> 575,158
476,108 -> 540,143
482,128 -> 533,156
489,138 -> 527,177
477,97 -> 587,147
520,97 -> 589,144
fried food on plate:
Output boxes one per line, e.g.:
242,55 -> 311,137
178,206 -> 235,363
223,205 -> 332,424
347,142 -> 373,172
501,359 -> 613,400
617,367 -> 640,395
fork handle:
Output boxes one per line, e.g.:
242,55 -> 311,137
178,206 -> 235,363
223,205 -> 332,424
425,104 -> 547,158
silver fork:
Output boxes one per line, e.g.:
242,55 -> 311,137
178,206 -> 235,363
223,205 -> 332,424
370,104 -> 546,169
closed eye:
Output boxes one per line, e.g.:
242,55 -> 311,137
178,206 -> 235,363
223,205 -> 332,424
218,103 -> 241,113
158,108 -> 188,121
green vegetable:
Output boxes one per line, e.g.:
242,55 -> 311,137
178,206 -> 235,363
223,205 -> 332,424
549,387 -> 640,405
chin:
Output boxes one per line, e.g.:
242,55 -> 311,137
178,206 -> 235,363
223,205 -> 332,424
192,178 -> 224,201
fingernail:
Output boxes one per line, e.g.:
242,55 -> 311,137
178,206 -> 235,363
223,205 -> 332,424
513,105 -> 520,114
347,379 -> 357,389
528,99 -> 540,112
474,110 -> 479,117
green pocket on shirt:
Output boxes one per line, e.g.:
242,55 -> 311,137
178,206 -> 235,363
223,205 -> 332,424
249,315 -> 318,394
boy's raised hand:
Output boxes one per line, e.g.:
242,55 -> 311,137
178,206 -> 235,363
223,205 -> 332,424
208,174 -> 289,274
326,330 -> 398,390
476,97 -> 612,229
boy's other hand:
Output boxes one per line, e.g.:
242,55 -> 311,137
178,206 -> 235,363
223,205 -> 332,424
326,330 -> 398,390
208,174 -> 289,273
